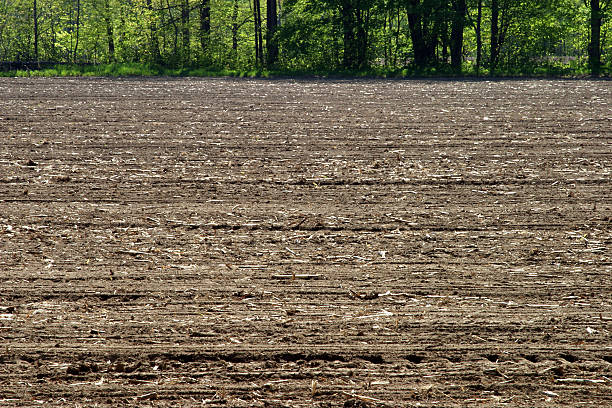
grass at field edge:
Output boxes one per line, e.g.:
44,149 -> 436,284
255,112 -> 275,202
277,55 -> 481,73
0,62 -> 608,79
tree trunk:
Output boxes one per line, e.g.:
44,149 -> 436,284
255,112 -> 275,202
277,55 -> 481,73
589,0 -> 602,75
199,0 -> 211,55
383,10 -> 388,65
74,0 -> 80,62
394,5 -> 401,66
33,0 -> 38,62
266,0 -> 278,66
147,0 -> 161,63
341,1 -> 356,68
105,18 -> 115,62
450,0 -> 466,72
167,0 -> 179,62
51,13 -> 57,60
440,18 -> 449,63
490,0 -> 499,70
253,0 -> 259,64
407,0 -> 435,66
256,0 -> 263,64
105,0 -> 115,62
355,9 -> 368,68
182,0 -> 190,64
232,0 -> 239,58
476,0 -> 482,75
407,1 -> 426,66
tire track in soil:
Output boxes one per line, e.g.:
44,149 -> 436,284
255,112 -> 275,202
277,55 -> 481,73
0,77 -> 611,407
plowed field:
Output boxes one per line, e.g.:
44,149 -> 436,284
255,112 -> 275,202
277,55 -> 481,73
0,77 -> 611,407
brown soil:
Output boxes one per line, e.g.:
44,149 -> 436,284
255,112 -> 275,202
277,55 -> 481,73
0,77 -> 610,407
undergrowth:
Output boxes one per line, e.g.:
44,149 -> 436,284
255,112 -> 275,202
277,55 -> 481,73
0,62 -> 608,79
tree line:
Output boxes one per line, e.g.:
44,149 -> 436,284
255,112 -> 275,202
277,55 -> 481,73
0,0 -> 610,75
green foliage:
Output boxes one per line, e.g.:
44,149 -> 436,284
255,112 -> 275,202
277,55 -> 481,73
277,0 -> 342,70
0,0 -> 609,75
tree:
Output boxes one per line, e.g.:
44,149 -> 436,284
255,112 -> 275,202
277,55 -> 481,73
232,0 -> 239,57
276,0 -> 343,69
253,0 -> 263,65
585,0 -> 611,75
73,0 -> 81,63
475,0 -> 482,74
450,0 -> 466,71
266,0 -> 278,65
33,0 -> 39,62
381,0 -> 404,67
406,0 -> 444,66
341,1 -> 357,67
181,0 -> 190,63
103,0 -> 115,62
490,0 -> 499,69
311,0 -> 376,69
0,0 -> 608,74
199,0 -> 210,55
146,0 -> 161,63
488,0 -> 522,71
